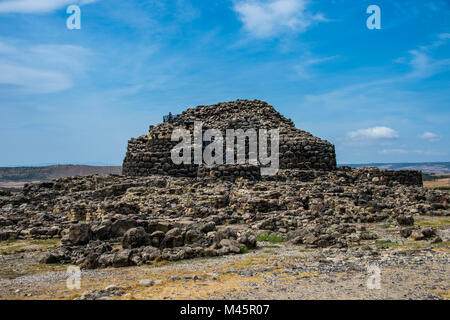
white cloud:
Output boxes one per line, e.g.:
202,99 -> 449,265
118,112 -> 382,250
405,49 -> 450,79
0,62 -> 71,93
419,131 -> 441,142
28,44 -> 92,72
0,41 -> 91,94
348,127 -> 399,140
379,149 -> 408,154
378,148 -> 446,156
0,0 -> 98,14
295,55 -> 337,79
302,33 -> 450,113
395,34 -> 450,80
232,0 -> 326,38
0,41 -> 15,53
419,33 -> 450,51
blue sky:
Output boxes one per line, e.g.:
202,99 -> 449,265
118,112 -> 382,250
0,0 -> 449,166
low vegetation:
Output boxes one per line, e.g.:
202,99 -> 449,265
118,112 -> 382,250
415,217 -> 450,227
256,234 -> 285,243
238,245 -> 249,254
421,173 -> 448,182
422,173 -> 450,190
0,238 -> 60,254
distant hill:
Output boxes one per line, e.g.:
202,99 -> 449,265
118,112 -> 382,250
340,162 -> 450,174
0,165 -> 122,182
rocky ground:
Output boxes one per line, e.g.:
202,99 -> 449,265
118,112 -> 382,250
0,167 -> 449,299
0,225 -> 448,300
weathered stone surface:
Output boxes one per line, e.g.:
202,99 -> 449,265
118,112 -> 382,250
397,215 -> 414,226
122,100 -> 338,177
68,223 -> 92,245
141,246 -> 161,262
111,219 -> 138,237
112,249 -> 132,268
38,252 -> 58,264
400,227 -> 413,238
122,227 -> 149,249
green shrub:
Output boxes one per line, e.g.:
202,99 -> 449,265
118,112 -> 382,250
256,233 -> 285,243
0,190 -> 11,196
238,245 -> 249,254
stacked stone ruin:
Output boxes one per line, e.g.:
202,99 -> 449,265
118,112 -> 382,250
0,99 -> 436,271
123,99 -> 421,185
123,99 -> 337,179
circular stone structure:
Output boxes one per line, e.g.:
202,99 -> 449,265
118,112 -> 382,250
122,99 -> 337,177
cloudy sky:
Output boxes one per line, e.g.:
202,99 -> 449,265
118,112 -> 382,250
0,0 -> 449,166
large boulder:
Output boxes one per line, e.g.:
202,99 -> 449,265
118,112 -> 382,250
184,229 -> 203,244
161,228 -> 184,248
111,219 -> 138,237
38,252 -> 59,264
122,227 -> 149,249
92,221 -> 112,240
397,215 -> 414,226
38,248 -> 70,264
112,249 -> 132,268
68,223 -> 92,245
98,252 -> 115,267
200,222 -> 216,233
141,246 -> 161,263
149,230 -> 165,247
237,233 -> 257,249
82,253 -> 100,269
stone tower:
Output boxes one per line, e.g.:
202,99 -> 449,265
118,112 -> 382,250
122,99 -> 337,177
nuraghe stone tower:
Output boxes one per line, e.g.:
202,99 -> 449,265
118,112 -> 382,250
123,99 -> 337,178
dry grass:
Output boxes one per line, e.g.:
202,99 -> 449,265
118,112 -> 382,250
424,177 -> 450,189
0,238 -> 60,254
0,258 -> 67,281
430,289 -> 450,300
225,254 -> 270,270
415,217 -> 450,227
127,273 -> 265,300
31,255 -> 269,300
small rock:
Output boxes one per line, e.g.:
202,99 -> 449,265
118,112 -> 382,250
397,215 -> 414,226
400,228 -> 413,238
139,279 -> 155,286
105,285 -> 121,291
411,230 -> 425,241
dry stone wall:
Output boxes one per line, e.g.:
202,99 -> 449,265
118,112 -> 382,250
123,99 -> 337,177
345,167 -> 423,186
